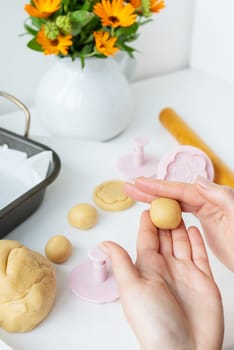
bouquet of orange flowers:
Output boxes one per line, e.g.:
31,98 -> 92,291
24,0 -> 165,66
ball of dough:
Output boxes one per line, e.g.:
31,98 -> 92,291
0,240 -> 56,333
68,203 -> 98,229
150,198 -> 182,229
45,235 -> 72,264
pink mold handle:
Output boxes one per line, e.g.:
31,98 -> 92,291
69,247 -> 119,304
117,136 -> 158,180
157,145 -> 214,183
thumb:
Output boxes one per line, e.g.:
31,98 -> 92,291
99,241 -> 139,292
196,176 -> 234,207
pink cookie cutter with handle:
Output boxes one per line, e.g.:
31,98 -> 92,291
69,246 -> 119,304
157,145 -> 214,183
117,136 -> 158,179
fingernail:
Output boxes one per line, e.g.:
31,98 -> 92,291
98,242 -> 110,256
196,176 -> 211,190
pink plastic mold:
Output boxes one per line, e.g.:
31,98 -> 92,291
69,247 -> 119,304
157,145 -> 214,183
117,136 -> 158,179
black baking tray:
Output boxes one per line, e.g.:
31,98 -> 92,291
0,127 -> 61,238
0,91 -> 61,238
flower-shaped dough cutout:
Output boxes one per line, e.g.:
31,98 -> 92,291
93,180 -> 135,211
97,182 -> 127,203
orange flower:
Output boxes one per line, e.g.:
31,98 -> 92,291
93,0 -> 137,28
24,0 -> 61,18
150,0 -> 165,13
36,27 -> 72,55
129,0 -> 141,10
94,31 -> 119,56
130,0 -> 165,13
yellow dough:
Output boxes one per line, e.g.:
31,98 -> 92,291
45,235 -> 72,264
68,203 -> 98,229
150,198 -> 182,229
0,240 -> 56,333
93,180 -> 135,211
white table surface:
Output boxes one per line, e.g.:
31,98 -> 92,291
0,68 -> 234,350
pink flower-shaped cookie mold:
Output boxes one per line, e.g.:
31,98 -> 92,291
157,145 -> 214,183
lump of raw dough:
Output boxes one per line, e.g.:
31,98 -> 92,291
45,235 -> 72,264
150,198 -> 182,230
0,240 -> 56,333
68,203 -> 98,229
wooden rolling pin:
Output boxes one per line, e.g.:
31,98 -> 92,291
159,108 -> 234,188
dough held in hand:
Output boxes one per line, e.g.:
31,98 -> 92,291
0,240 -> 56,333
150,198 -> 182,229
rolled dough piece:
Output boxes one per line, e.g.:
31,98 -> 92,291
93,180 -> 135,211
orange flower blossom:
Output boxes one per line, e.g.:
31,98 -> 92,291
130,0 -> 165,13
36,26 -> 72,55
94,31 -> 119,56
24,0 -> 61,18
93,0 -> 137,28
150,0 -> 165,13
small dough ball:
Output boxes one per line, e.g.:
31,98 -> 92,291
68,203 -> 98,229
45,235 -> 72,264
0,240 -> 56,333
150,198 -> 182,229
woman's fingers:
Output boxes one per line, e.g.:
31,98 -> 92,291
124,182 -> 156,203
171,220 -> 192,260
99,241 -> 139,292
187,225 -> 213,277
196,176 -> 234,212
137,211 -> 160,255
125,178 -> 204,213
159,229 -> 173,256
136,213 -> 193,262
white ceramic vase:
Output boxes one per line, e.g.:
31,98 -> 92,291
35,57 -> 134,141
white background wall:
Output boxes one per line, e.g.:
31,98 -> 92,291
0,0 -> 195,112
191,0 -> 234,82
190,0 -> 234,84
134,0 -> 195,80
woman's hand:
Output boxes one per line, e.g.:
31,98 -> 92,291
100,211 -> 224,350
124,176 -> 234,271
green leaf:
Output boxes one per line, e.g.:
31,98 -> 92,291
71,22 -> 82,35
24,22 -> 38,36
62,0 -> 70,13
81,0 -> 91,11
125,33 -> 139,42
139,18 -> 153,26
83,16 -> 101,34
80,43 -> 93,54
31,17 -> 45,29
27,38 -> 43,52
115,23 -> 138,38
70,10 -> 94,26
80,56 -> 85,68
82,34 -> 94,44
117,43 -> 135,57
